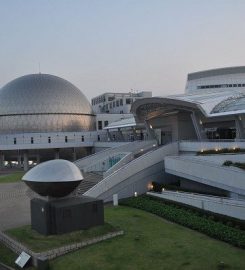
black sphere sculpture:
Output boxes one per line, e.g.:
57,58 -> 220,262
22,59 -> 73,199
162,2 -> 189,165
22,159 -> 83,197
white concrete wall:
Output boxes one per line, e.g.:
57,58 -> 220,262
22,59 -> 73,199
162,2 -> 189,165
186,72 -> 245,93
165,156 -> 245,195
74,140 -> 157,170
147,191 -> 245,220
103,152 -> 134,178
85,142 -> 179,201
179,141 -> 245,152
0,131 -> 107,150
83,152 -> 129,173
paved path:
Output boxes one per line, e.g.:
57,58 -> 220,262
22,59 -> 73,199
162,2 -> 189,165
0,182 -> 30,230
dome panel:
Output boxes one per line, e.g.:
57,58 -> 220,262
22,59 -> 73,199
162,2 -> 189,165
0,74 -> 92,115
0,74 -> 95,133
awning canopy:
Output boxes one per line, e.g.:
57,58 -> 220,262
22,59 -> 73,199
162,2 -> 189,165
103,117 -> 144,130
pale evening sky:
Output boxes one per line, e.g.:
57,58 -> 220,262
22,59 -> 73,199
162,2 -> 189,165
1,0 -> 245,100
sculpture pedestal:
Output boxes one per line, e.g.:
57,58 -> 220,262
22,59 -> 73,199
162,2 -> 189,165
31,196 -> 104,235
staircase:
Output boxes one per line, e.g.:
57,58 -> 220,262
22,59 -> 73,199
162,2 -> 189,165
73,172 -> 103,195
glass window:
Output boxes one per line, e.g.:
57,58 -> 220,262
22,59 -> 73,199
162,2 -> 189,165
104,121 -> 108,127
120,99 -> 123,106
126,98 -> 132,104
98,121 -> 102,130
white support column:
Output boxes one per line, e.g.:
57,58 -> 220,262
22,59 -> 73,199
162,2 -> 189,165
55,149 -> 60,159
72,148 -> 77,161
106,130 -> 112,141
190,112 -> 207,141
23,151 -> 29,172
36,154 -> 40,165
132,128 -> 137,140
17,154 -> 22,169
118,128 -> 124,141
144,120 -> 156,140
235,115 -> 245,139
0,152 -> 5,169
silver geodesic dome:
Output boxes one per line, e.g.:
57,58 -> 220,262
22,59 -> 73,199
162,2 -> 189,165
0,74 -> 95,133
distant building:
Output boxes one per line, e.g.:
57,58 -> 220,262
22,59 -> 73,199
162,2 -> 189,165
92,91 -> 152,114
92,91 -> 152,135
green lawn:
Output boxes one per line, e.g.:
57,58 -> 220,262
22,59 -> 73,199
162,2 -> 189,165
0,172 -> 25,183
6,223 -> 117,252
0,243 -> 35,270
49,206 -> 245,270
0,242 -> 18,268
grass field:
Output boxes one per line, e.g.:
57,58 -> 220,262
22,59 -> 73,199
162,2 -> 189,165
0,172 -> 25,183
49,206 -> 245,270
1,206 -> 245,269
6,223 -> 117,252
0,243 -> 18,268
0,243 -> 35,270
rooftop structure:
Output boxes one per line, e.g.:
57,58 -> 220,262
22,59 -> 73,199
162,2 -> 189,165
92,91 -> 152,114
131,66 -> 245,142
186,66 -> 245,94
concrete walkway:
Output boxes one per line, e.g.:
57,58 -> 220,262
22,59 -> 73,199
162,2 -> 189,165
0,182 -> 30,231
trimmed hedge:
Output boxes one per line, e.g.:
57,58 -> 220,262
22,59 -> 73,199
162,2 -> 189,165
120,195 -> 245,248
223,160 -> 245,170
197,148 -> 245,155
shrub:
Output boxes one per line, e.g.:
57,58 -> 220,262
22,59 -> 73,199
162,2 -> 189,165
120,195 -> 245,248
222,161 -> 245,171
197,148 -> 245,155
223,160 -> 233,166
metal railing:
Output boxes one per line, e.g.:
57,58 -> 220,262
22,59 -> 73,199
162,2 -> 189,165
84,142 -> 179,199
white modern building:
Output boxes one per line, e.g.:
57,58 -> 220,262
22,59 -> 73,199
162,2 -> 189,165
1,67 -> 245,219
132,66 -> 245,143
73,67 -> 245,219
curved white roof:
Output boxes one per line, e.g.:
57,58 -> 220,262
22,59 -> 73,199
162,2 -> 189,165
22,159 -> 83,182
168,88 -> 245,116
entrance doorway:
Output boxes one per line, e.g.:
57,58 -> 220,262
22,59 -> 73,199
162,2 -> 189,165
161,131 -> 172,145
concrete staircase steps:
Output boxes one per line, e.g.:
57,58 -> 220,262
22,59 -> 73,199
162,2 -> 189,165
74,172 -> 103,195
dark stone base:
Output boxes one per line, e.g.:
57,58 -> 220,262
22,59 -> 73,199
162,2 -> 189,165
31,196 -> 104,235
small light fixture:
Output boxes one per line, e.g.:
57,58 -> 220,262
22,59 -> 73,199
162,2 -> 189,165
233,147 -> 236,150
239,116 -> 242,121
134,192 -> 138,197
140,149 -> 143,152
153,144 -> 156,147
200,149 -> 204,153
147,183 -> 154,190
199,119 -> 202,125
149,124 -> 153,129
162,188 -> 165,192
215,148 -> 218,152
